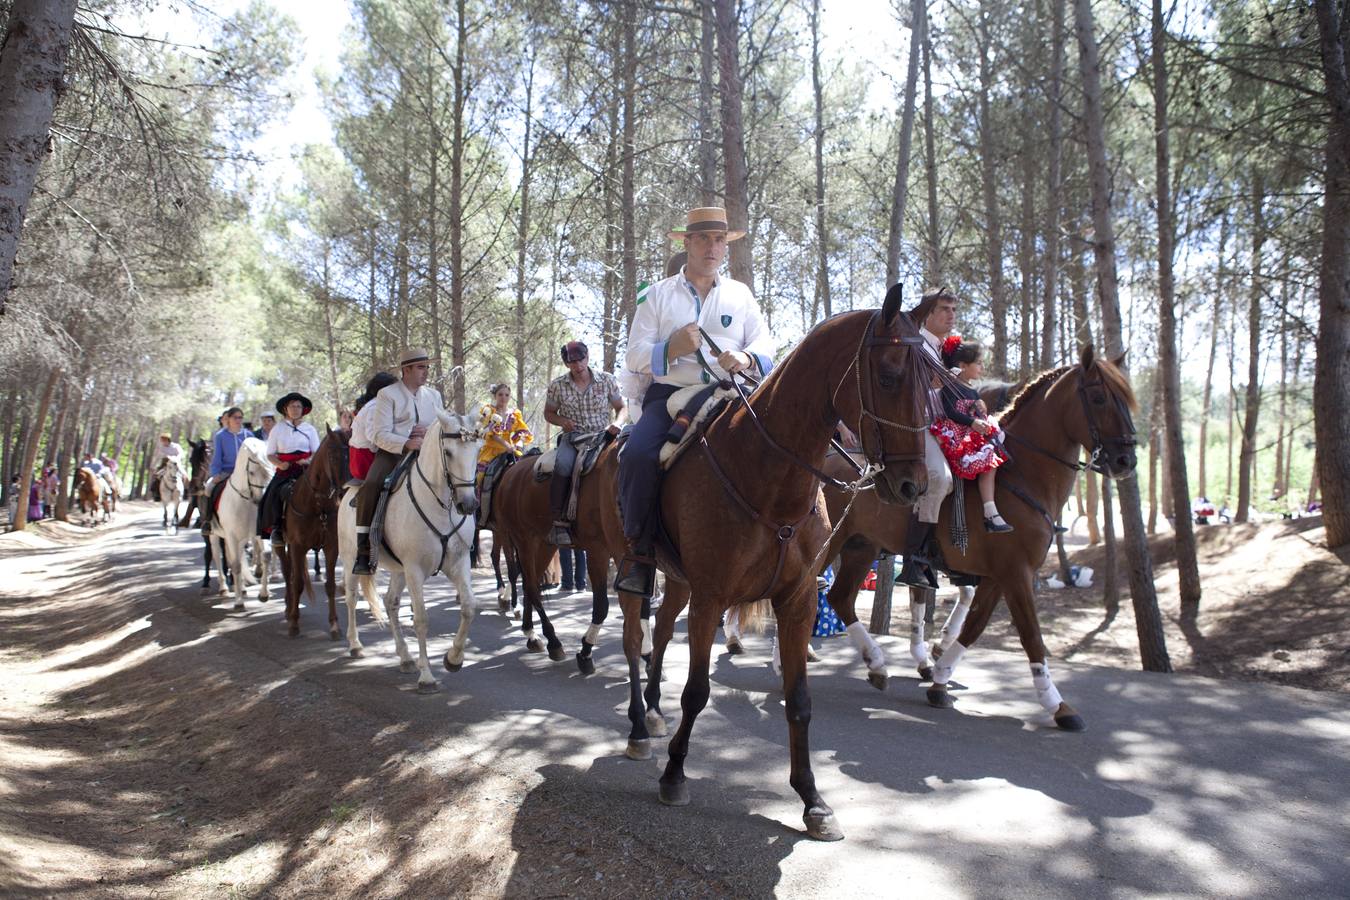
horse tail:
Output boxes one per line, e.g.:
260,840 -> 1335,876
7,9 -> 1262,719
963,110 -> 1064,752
356,573 -> 389,628
732,598 -> 773,634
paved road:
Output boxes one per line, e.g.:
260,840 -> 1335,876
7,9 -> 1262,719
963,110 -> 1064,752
114,510 -> 1350,896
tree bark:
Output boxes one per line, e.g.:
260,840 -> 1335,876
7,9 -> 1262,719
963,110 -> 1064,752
448,0 -> 468,409
698,0 -> 718,204
810,0 -> 833,317
619,0 -> 639,336
1151,0 -> 1201,611
12,366 -> 58,530
922,3 -> 941,286
884,0 -> 924,288
1041,0 -> 1066,369
0,0 -> 77,313
514,48 -> 536,407
1236,171 -> 1264,523
1313,0 -> 1350,547
1074,0 -> 1171,671
1197,214 -> 1226,499
714,0 -> 752,287
977,0 -> 1008,373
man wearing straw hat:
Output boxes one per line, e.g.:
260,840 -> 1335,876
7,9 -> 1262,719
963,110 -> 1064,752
613,206 -> 776,597
352,347 -> 445,575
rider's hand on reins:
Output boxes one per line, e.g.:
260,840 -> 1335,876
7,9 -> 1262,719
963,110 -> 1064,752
718,350 -> 751,374
669,322 -> 701,358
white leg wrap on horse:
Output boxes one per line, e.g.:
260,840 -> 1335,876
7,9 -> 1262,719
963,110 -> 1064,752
939,588 -> 974,651
846,621 -> 886,671
584,623 -> 602,645
524,628 -> 537,643
770,635 -> 782,676
909,600 -> 930,666
1030,662 -> 1063,712
640,617 -> 653,655
933,641 -> 967,685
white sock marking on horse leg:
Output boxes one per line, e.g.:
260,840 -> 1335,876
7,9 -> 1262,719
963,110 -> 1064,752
640,617 -> 653,656
1030,662 -> 1063,712
932,641 -> 967,685
939,587 -> 974,652
584,623 -> 602,646
524,628 -> 537,644
724,607 -> 741,642
770,635 -> 782,676
909,599 -> 930,666
846,620 -> 887,672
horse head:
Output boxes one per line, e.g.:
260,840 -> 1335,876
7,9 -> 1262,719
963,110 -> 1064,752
314,426 -> 351,497
1068,345 -> 1139,478
844,284 -> 933,507
429,411 -> 483,517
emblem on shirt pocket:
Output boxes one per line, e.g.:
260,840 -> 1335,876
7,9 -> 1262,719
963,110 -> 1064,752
721,314 -> 732,327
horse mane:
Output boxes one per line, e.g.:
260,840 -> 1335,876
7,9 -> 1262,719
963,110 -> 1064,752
996,355 -> 1140,427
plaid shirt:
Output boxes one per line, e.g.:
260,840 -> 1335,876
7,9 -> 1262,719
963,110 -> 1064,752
546,368 -> 620,433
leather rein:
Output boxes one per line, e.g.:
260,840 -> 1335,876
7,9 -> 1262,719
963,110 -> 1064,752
400,426 -> 480,575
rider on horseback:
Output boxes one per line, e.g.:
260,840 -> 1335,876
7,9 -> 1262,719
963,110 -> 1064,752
613,207 -> 775,597
542,341 -> 625,548
257,392 -> 320,541
351,348 -> 445,576
202,407 -> 251,536
349,371 -> 398,482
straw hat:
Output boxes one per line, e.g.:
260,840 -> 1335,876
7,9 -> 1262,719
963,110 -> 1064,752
667,207 -> 744,242
396,347 -> 437,367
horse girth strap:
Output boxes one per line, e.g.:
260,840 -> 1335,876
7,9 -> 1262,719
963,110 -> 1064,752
698,435 -> 813,603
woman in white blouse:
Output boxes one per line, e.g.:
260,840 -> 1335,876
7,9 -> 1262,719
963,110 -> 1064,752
258,392 -> 321,540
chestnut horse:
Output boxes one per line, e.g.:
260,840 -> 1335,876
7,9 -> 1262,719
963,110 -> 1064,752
819,345 -> 1138,731
631,292 -> 940,841
75,468 -> 105,526
276,428 -> 353,639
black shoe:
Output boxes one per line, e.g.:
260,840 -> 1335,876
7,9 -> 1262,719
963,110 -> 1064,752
547,523 -> 573,547
614,558 -> 656,598
576,580 -> 588,592
984,516 -> 1014,534
560,581 -> 575,593
897,556 -> 939,590
352,533 -> 373,576
898,517 -> 938,589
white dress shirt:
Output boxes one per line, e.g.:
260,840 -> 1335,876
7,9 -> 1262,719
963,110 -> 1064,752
349,402 -> 379,450
266,420 -> 320,456
369,380 -> 446,455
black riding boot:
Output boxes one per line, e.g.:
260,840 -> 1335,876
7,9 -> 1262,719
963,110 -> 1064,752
897,517 -> 939,590
353,533 -> 373,576
614,548 -> 656,598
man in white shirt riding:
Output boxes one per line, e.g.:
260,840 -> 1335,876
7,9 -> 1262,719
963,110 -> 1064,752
614,206 -> 776,597
352,348 -> 446,575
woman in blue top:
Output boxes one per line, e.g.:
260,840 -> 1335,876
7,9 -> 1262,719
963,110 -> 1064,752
202,406 -> 252,535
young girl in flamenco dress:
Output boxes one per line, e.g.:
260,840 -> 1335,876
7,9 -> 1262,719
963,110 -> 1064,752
930,336 -> 1014,533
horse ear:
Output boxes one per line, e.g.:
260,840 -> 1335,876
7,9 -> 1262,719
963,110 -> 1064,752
326,424 -> 333,436
1080,344 -> 1095,370
882,282 -> 904,326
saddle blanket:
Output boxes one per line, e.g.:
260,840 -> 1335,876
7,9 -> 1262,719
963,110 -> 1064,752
532,431 -> 610,482
657,383 -> 737,470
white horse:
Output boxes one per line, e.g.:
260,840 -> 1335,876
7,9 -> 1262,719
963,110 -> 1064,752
158,457 -> 186,530
339,411 -> 482,692
210,437 -> 275,612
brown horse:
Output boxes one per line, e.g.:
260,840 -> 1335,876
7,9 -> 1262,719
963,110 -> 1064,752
276,428 -> 351,639
819,345 -> 1138,732
625,292 -> 938,841
482,447 -> 626,668
75,468 -> 105,526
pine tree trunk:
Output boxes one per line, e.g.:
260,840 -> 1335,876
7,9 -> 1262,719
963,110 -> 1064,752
619,0 -> 639,335
698,0 -> 718,204
1152,0 -> 1201,610
0,0 -> 77,312
884,0 -> 923,287
810,0 -> 831,317
1074,0 -> 1171,671
1237,172 -> 1265,523
1041,0 -> 1066,369
714,0 -> 752,287
1198,218 -> 1225,500
922,4 -> 941,286
514,50 -> 535,405
1312,0 -> 1350,548
12,366 -> 58,531
448,0 -> 468,410
977,0 -> 1007,374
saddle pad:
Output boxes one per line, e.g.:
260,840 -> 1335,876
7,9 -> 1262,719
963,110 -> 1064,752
657,384 -> 736,470
477,451 -> 518,526
532,432 -> 608,482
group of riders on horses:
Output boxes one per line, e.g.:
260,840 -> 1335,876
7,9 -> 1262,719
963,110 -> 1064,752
156,206 -> 1018,606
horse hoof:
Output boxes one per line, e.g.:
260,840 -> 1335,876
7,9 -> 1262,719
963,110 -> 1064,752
645,710 -> 667,737
1055,713 -> 1087,733
726,638 -> 744,656
399,659 -> 418,674
288,625 -> 300,638
804,810 -> 845,842
443,651 -> 463,672
927,687 -> 955,709
526,638 -> 544,654
232,603 -> 245,612
917,665 -> 933,682
867,670 -> 888,691
625,739 -> 651,760
548,644 -> 567,662
658,780 -> 689,806
576,653 -> 596,676
349,647 -> 364,659
416,680 -> 440,694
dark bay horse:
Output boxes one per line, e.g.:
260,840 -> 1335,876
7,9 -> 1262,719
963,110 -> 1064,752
627,292 -> 937,841
180,439 -> 213,588
277,428 -> 350,639
819,345 -> 1138,731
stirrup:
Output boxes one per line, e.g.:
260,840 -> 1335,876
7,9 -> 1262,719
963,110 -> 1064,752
351,553 -> 373,576
547,523 -> 573,547
614,555 -> 656,598
897,557 -> 938,591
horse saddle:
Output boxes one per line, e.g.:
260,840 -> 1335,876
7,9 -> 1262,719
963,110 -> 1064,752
478,447 -> 539,527
532,431 -> 610,483
657,383 -> 736,471
367,452 -> 419,571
